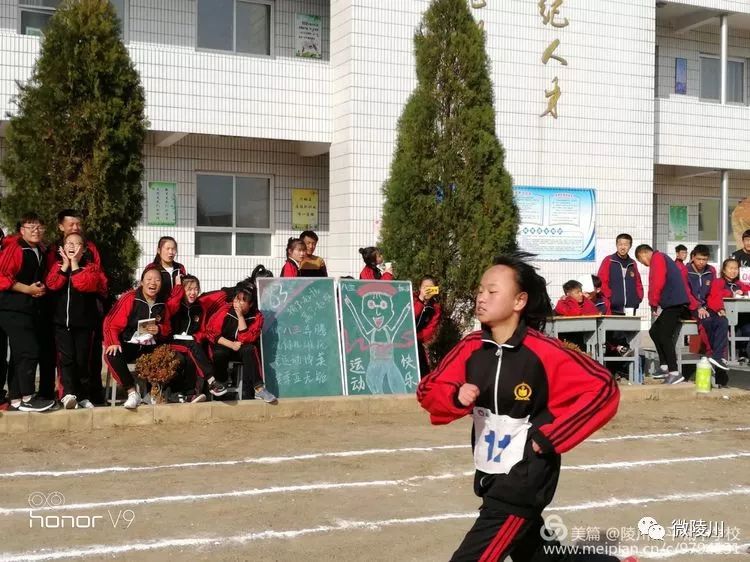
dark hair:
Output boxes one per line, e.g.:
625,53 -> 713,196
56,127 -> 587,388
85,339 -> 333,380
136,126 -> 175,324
615,233 -> 633,244
722,258 -> 739,276
743,229 -> 750,240
591,275 -> 602,289
20,212 -> 43,226
57,209 -> 82,224
251,265 -> 273,281
691,244 -> 710,258
299,230 -> 319,242
359,246 -> 380,266
675,244 -> 687,253
286,238 -> 305,256
419,274 -> 437,286
562,280 -> 582,294
491,252 -> 552,331
153,236 -> 177,266
634,244 -> 653,256
62,232 -> 86,245
233,281 -> 257,309
181,274 -> 200,290
140,267 -> 163,282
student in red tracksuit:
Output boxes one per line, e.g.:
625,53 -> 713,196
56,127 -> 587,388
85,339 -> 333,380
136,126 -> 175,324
103,268 -> 173,409
146,236 -> 186,292
413,276 -> 442,378
204,282 -> 277,403
417,253 -> 621,562
358,246 -> 394,280
0,227 -> 7,405
636,244 -> 690,385
587,275 -> 611,315
597,233 -> 643,315
705,258 -> 750,386
47,209 -> 107,404
166,274 -> 227,400
0,213 -> 55,412
674,244 -> 688,274
280,238 -> 306,277
46,233 -> 107,409
554,279 -> 600,316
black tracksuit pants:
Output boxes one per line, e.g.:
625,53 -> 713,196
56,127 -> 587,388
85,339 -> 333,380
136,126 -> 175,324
212,344 -> 263,396
649,305 -> 688,372
0,311 -> 39,399
104,343 -> 154,389
55,326 -> 95,401
0,326 -> 7,398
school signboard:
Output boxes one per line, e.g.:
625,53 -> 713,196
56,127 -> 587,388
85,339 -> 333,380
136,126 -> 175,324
514,186 -> 596,261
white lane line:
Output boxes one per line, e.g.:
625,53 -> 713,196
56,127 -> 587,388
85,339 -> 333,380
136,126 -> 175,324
2,487 -> 749,562
564,451 -> 750,471
3,451 -> 750,516
0,445 -> 467,479
2,426 -> 748,480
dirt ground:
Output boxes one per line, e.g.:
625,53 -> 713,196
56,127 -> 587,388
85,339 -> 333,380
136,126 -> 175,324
0,394 -> 749,561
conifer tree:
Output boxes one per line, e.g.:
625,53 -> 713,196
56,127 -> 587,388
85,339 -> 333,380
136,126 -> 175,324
380,0 -> 518,358
1,0 -> 147,296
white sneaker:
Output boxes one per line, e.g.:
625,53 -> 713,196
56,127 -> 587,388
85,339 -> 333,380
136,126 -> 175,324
190,393 -> 207,403
61,394 -> 78,410
123,392 -> 141,410
78,399 -> 95,409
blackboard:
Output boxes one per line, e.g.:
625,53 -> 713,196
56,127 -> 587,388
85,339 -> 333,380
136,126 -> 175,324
257,278 -> 344,398
338,279 -> 420,395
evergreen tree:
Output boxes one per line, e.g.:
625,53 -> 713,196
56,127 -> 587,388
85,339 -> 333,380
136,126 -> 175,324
1,0 -> 147,296
380,0 -> 518,358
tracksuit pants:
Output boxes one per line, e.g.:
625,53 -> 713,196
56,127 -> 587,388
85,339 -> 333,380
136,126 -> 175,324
0,311 -> 39,399
452,510 -> 574,561
649,305 -> 687,372
54,326 -> 95,401
0,326 -> 7,398
212,344 -> 263,396
104,342 -> 155,389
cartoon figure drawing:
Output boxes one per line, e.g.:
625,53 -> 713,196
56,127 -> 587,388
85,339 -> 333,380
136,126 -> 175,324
344,283 -> 411,394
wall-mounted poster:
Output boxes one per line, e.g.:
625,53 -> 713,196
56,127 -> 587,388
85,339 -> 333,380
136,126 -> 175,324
669,205 -> 688,241
514,186 -> 596,261
292,189 -> 319,230
146,181 -> 177,226
295,14 -> 322,59
675,58 -> 687,95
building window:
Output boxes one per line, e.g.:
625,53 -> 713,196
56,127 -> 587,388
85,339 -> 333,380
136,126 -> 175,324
700,55 -> 745,103
196,0 -> 273,56
195,174 -> 273,256
697,197 -> 737,264
20,0 -> 128,38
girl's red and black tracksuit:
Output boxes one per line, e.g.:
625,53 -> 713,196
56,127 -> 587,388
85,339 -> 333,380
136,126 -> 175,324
166,285 -> 214,394
414,295 -> 441,378
280,258 -> 300,277
0,239 -> 47,399
145,261 -> 186,292
46,257 -> 107,401
0,230 -> 7,400
359,265 -> 393,280
205,303 -> 264,397
706,277 -> 750,384
417,324 -> 619,561
553,296 -> 599,317
103,288 -> 173,388
647,251 -> 691,373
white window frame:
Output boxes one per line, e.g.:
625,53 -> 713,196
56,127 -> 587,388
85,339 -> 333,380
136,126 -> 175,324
18,1 -> 129,40
699,54 -> 746,104
195,0 -> 275,58
194,172 -> 275,257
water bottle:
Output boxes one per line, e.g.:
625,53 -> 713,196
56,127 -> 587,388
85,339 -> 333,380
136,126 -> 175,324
695,357 -> 712,394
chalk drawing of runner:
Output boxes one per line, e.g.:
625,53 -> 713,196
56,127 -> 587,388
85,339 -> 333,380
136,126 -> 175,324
343,283 -> 410,394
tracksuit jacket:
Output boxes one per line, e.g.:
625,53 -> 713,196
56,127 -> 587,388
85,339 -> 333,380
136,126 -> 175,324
707,277 -> 750,313
0,238 -> 46,314
597,253 -> 643,311
103,288 -> 171,346
414,296 -> 441,344
417,323 -> 619,517
145,261 -> 186,292
648,251 -> 690,310
686,263 -> 717,309
45,258 -> 106,328
553,296 -> 599,316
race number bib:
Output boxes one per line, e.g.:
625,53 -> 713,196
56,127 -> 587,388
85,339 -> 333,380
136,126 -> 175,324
741,267 -> 750,285
472,407 -> 531,474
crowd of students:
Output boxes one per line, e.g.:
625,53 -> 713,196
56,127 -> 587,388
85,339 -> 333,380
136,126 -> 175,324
0,211 -> 442,412
552,232 -> 750,388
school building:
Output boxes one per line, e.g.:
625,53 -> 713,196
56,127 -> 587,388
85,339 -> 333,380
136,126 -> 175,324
0,0 -> 749,298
